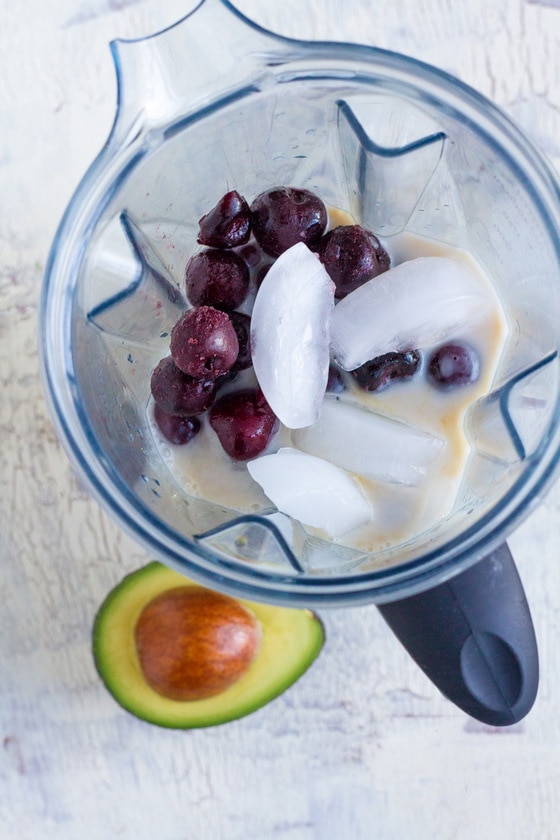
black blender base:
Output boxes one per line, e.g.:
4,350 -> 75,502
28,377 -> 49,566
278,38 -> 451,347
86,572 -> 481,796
377,543 -> 539,726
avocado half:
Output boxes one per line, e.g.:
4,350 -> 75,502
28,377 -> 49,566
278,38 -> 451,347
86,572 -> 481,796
92,562 -> 325,728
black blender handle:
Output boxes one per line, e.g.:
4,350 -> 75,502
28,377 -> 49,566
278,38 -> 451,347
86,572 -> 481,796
377,543 -> 538,725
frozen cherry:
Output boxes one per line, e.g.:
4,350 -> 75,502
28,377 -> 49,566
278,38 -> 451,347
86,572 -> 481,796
229,311 -> 252,372
197,190 -> 251,248
254,262 -> 273,288
214,368 -> 239,389
250,187 -> 327,257
352,349 -> 421,393
427,343 -> 480,389
317,225 -> 390,299
212,312 -> 252,388
185,249 -> 250,311
209,389 -> 278,460
153,403 -> 201,446
150,356 -> 216,416
170,306 -> 239,379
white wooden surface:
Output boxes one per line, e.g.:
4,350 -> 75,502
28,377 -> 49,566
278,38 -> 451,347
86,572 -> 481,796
2,1 -> 560,838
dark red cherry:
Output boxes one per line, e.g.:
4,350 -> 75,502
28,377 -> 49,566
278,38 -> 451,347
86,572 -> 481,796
185,249 -> 250,311
150,356 -> 216,416
352,349 -> 421,393
153,404 -> 201,445
317,225 -> 390,299
427,343 -> 480,389
209,389 -> 278,460
250,187 -> 327,257
254,262 -> 273,289
212,311 -> 252,389
228,311 -> 252,372
170,306 -> 239,379
197,190 -> 251,248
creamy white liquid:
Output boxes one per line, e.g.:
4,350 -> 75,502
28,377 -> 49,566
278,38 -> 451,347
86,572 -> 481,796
149,213 -> 509,556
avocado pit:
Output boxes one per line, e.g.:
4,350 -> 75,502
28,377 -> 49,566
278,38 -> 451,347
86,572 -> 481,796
134,586 -> 261,701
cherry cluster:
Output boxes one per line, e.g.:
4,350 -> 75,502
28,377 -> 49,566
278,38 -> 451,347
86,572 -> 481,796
150,186 -> 479,459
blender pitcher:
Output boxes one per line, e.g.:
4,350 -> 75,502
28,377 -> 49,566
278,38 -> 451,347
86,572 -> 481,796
39,0 -> 560,725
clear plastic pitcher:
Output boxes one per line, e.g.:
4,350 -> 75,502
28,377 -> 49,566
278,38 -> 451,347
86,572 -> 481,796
39,0 -> 560,724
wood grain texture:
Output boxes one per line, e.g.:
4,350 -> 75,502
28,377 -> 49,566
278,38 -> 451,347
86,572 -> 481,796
2,1 -> 560,838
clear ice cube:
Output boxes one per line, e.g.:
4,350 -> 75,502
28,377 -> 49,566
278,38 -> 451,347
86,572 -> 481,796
330,256 -> 494,370
250,243 -> 335,428
247,447 -> 373,538
293,396 -> 445,486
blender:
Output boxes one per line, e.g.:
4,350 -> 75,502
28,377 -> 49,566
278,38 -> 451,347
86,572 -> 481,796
39,0 -> 560,725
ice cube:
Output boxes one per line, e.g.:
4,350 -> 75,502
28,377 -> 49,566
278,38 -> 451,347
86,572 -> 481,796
247,447 -> 373,538
293,396 -> 445,486
330,256 -> 494,370
250,243 -> 335,428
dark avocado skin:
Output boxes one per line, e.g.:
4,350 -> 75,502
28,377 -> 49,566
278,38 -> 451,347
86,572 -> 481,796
92,562 -> 325,729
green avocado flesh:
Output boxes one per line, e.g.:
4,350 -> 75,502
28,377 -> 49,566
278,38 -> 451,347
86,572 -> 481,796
92,562 -> 325,729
